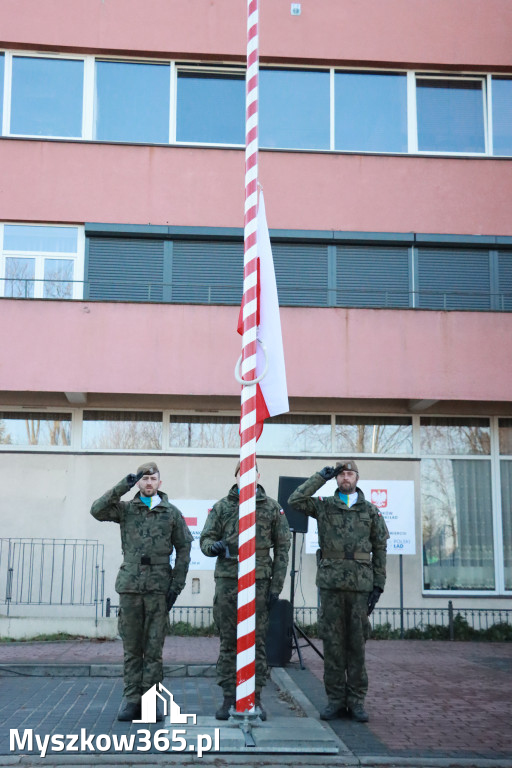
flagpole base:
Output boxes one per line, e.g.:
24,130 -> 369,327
229,707 -> 264,747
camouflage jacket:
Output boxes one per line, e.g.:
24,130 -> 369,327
90,476 -> 192,595
199,484 -> 291,593
288,473 -> 389,592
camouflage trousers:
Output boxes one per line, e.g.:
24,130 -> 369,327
318,588 -> 370,709
213,577 -> 270,697
118,592 -> 168,702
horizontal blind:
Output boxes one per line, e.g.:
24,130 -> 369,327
336,245 -> 410,308
172,241 -> 243,304
498,251 -> 512,311
272,243 -> 329,306
87,238 -> 164,302
417,248 -> 490,310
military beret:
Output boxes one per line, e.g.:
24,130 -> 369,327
334,460 -> 359,475
234,460 -> 259,476
136,462 -> 160,476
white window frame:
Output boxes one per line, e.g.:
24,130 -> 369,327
5,50 -> 88,140
418,414 -> 510,597
174,64 -> 246,148
0,222 -> 84,300
0,406 -> 76,451
414,73 -> 488,157
1,49 -> 510,158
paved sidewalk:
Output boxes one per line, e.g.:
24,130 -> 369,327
0,636 -> 511,766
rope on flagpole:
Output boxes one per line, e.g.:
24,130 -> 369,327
234,339 -> 268,385
236,0 -> 259,718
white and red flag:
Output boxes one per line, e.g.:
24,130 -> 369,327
237,191 -> 289,439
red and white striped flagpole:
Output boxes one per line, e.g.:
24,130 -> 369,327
236,0 -> 259,715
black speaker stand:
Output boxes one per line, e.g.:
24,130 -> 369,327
289,530 -> 324,669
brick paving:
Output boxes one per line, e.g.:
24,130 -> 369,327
287,638 -> 512,761
1,636 -> 511,762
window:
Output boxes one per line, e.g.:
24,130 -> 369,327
171,241 -> 244,304
335,72 -> 407,152
176,70 -> 245,144
499,418 -> 512,454
335,416 -> 412,454
1,225 -> 81,300
422,459 -> 494,590
82,411 -> 162,450
417,248 -> 491,311
257,415 -> 332,453
492,77 -> 512,156
273,243 -> 329,307
170,415 -> 239,449
336,244 -> 410,308
500,460 -> 512,590
5,257 -> 35,298
420,417 -> 490,455
0,412 -> 71,446
416,77 -> 486,153
10,56 -> 83,137
43,259 -> 74,299
86,237 -> 164,302
94,61 -> 170,143
260,68 -> 330,150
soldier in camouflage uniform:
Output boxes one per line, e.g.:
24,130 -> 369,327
90,462 -> 192,722
200,462 -> 290,721
288,460 -> 389,723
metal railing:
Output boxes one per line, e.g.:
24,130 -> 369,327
295,603 -> 512,639
1,278 -> 511,311
103,602 -> 512,639
0,538 -> 105,622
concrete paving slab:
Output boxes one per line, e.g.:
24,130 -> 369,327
183,716 -> 339,754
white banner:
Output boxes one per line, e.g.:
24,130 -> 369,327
304,480 -> 416,555
170,500 -> 217,570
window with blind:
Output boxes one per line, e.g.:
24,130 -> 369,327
336,244 -> 410,308
176,70 -> 245,145
416,77 -> 486,153
416,248 -> 491,310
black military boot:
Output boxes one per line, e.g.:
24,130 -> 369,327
320,702 -> 347,720
349,703 -> 369,722
215,696 -> 235,720
117,698 -> 141,721
255,692 -> 267,721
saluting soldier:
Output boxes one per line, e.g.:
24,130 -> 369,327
288,460 -> 389,723
200,461 -> 291,721
91,462 -> 192,722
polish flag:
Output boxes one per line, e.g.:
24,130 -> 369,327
238,191 -> 289,439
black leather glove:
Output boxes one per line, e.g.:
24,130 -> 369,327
210,540 -> 227,557
267,592 -> 279,611
166,589 -> 179,611
126,470 -> 144,488
367,586 -> 383,616
318,466 -> 336,481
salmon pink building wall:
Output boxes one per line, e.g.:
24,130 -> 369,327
1,299 -> 511,402
1,0 -> 511,70
2,140 -> 512,236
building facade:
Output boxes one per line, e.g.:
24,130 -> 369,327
0,0 -> 511,618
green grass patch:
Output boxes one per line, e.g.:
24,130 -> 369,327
167,621 -> 218,637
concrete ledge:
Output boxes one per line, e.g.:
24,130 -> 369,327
0,663 -> 92,677
0,662 -> 217,677
0,617 -> 118,640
